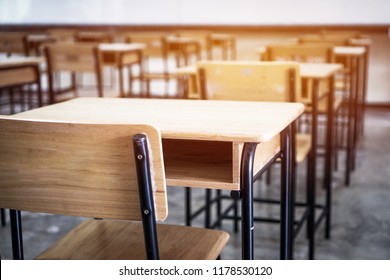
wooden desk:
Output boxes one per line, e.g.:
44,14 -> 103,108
98,43 -> 145,98
333,46 -> 366,185
0,57 -> 44,113
174,62 -> 342,259
25,34 -> 57,56
299,62 -> 342,259
11,97 -> 304,259
207,34 -> 237,60
165,37 -> 201,66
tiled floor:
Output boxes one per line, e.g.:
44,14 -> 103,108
1,107 -> 390,260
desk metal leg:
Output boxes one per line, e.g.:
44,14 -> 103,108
240,142 -> 257,260
1,208 -> 6,226
346,57 -> 357,185
324,76 -> 335,239
280,125 -> 294,260
307,78 -> 319,259
352,56 -> 362,171
10,209 -> 24,260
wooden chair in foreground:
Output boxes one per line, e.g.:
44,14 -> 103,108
44,42 -> 104,104
190,61 -> 314,259
0,117 -> 229,260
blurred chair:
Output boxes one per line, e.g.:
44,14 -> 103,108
0,58 -> 43,114
0,117 -> 229,260
46,29 -> 76,42
43,42 -> 104,104
74,31 -> 114,43
0,32 -> 29,57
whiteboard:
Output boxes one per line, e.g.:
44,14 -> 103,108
0,0 -> 389,25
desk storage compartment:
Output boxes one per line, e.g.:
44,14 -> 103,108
163,136 -> 280,191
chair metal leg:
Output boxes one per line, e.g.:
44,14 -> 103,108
1,208 -> 6,227
185,187 -> 192,226
205,189 -> 212,228
240,142 -> 258,260
10,209 -> 24,260
280,125 -> 294,260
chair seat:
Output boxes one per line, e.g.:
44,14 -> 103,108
143,72 -> 175,79
305,94 -> 343,114
36,220 -> 229,260
296,133 -> 312,163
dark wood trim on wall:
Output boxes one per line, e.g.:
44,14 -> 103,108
0,23 -> 389,34
366,103 -> 390,111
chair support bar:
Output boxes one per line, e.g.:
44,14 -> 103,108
133,134 -> 159,260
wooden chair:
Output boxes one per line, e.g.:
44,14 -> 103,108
190,61 -> 313,258
74,31 -> 114,43
44,42 -> 104,104
0,117 -> 229,260
265,43 -> 346,173
0,32 -> 29,57
46,29 -> 76,42
0,59 -> 43,114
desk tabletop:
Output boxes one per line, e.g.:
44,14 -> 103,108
12,97 -> 304,143
98,43 -> 145,52
299,62 -> 343,79
166,37 -> 200,44
256,45 -> 367,56
349,38 -> 372,46
174,62 -> 343,79
26,34 -> 57,42
0,56 -> 44,68
333,46 -> 366,56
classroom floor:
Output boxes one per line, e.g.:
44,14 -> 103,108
1,106 -> 390,260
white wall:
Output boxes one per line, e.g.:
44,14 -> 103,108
1,0 -> 390,25
1,0 -> 389,103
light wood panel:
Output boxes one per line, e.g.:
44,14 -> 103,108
36,220 -> 229,260
198,60 -> 302,102
13,97 -> 304,143
10,98 -> 304,190
0,118 -> 167,221
45,42 -> 99,72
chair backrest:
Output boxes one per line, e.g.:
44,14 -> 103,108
299,34 -> 350,46
197,60 -> 303,103
44,42 -> 101,73
265,43 -> 335,63
46,29 -> 76,42
74,31 -> 114,43
0,117 -> 167,222
0,32 -> 28,56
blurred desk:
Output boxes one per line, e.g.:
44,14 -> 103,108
26,34 -> 57,56
333,46 -> 366,185
98,43 -> 145,97
0,57 -> 44,112
207,33 -> 237,60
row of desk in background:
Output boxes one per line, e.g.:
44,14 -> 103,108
0,30 -> 371,260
